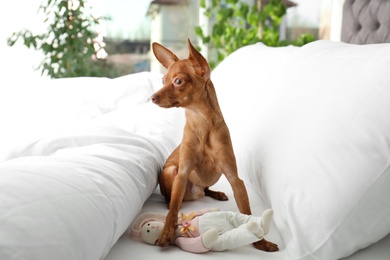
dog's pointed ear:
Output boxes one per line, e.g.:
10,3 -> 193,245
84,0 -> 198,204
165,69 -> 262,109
187,39 -> 211,79
152,42 -> 179,69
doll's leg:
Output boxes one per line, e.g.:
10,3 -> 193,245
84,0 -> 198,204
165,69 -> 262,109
210,223 -> 260,251
214,209 -> 272,234
260,209 -> 273,235
228,209 -> 273,235
175,229 -> 218,254
204,211 -> 260,229
246,221 -> 264,238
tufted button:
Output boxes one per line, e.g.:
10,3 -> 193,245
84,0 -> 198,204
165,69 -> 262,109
354,23 -> 362,31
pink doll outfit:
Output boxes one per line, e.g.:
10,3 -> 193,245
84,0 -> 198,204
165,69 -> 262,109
131,208 -> 264,253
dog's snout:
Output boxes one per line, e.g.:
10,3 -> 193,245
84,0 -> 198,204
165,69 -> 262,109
151,94 -> 159,103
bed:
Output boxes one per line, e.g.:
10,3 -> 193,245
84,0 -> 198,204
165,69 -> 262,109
1,0 -> 389,260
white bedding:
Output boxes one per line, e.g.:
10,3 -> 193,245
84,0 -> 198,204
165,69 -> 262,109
105,178 -> 390,260
105,177 -> 286,260
211,41 -> 390,259
107,41 -> 390,260
0,72 -> 184,260
1,40 -> 390,260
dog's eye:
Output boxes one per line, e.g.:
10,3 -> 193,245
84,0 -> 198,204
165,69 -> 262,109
174,78 -> 183,86
161,78 -> 164,84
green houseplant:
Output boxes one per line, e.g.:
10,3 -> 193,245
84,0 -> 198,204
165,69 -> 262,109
195,0 -> 315,68
7,0 -> 117,78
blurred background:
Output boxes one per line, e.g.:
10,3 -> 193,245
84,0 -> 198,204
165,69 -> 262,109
0,0 -> 343,81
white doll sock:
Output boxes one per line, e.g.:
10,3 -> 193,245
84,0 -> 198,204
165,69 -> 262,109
245,209 -> 273,238
201,228 -> 219,249
245,221 -> 264,238
261,209 -> 273,235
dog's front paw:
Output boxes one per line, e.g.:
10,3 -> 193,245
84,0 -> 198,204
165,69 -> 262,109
253,239 -> 279,252
155,225 -> 176,247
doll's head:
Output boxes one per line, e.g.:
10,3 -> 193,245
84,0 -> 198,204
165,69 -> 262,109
140,221 -> 164,245
129,212 -> 166,244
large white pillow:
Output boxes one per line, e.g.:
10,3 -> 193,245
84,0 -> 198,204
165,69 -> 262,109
0,71 -> 186,260
212,41 -> 390,260
0,72 -> 162,162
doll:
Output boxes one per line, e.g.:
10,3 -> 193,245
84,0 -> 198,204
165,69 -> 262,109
130,208 -> 273,253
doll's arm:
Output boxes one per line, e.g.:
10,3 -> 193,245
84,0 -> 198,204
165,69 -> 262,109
178,208 -> 220,225
192,207 -> 220,216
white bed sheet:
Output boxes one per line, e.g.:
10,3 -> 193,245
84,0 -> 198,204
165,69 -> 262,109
104,177 -> 285,260
104,177 -> 390,260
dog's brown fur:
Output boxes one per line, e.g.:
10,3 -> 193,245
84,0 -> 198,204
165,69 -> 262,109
151,39 -> 278,252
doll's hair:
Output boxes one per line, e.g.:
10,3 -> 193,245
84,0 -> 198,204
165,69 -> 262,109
129,212 -> 166,241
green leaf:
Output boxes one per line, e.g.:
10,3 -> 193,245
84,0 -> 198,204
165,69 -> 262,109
226,0 -> 238,4
195,26 -> 204,38
6,0 -> 116,78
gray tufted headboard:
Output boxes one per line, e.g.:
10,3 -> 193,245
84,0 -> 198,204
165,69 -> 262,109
341,0 -> 390,44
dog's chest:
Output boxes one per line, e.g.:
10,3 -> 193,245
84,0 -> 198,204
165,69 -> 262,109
187,140 -> 224,184
197,147 -> 221,170
190,157 -> 222,186
183,116 -> 231,183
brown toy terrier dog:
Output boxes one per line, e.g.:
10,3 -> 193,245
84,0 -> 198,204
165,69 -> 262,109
151,39 -> 278,252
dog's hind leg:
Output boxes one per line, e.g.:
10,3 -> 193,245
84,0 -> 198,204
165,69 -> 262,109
204,187 -> 228,201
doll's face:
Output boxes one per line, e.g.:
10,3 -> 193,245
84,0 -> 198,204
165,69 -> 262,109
141,221 -> 164,245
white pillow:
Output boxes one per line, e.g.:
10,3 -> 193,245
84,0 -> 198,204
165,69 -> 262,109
0,71 -> 182,260
0,72 -> 162,162
212,41 -> 390,260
